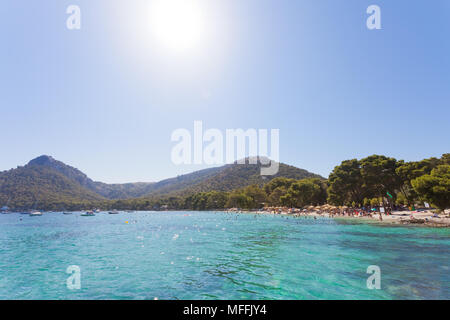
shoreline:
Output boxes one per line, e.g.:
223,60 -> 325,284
225,208 -> 450,228
5,208 -> 449,228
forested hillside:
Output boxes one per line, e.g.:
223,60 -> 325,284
0,164 -> 104,210
0,156 -> 322,209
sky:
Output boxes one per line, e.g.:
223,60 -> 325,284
0,0 -> 449,183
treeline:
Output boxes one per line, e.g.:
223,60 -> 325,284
0,165 -> 104,211
110,154 -> 448,212
327,154 -> 449,210
2,154 -> 448,212
100,177 -> 327,211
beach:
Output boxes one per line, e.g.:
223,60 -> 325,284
227,207 -> 450,228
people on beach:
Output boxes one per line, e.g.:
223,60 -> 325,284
225,204 -> 449,227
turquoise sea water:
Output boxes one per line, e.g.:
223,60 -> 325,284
0,211 -> 449,300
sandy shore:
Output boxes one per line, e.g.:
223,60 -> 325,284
226,209 -> 450,228
331,211 -> 450,228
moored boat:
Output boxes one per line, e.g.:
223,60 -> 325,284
29,210 -> 43,216
1,203 -> 11,214
81,211 -> 95,216
1,209 -> 12,214
108,210 -> 119,214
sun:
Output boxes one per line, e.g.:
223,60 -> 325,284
150,0 -> 205,52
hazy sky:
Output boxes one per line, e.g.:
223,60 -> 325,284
1,0 -> 449,183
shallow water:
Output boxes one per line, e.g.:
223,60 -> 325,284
0,211 -> 449,300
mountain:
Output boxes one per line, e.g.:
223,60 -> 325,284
142,158 -> 323,197
0,155 -> 323,209
26,155 -> 155,199
0,163 -> 104,210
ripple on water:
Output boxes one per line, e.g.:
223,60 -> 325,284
0,211 -> 449,299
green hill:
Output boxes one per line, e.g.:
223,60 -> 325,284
143,158 -> 323,197
0,164 -> 104,210
0,155 -> 323,210
25,155 -> 155,199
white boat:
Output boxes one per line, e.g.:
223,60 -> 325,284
81,211 -> 95,216
1,208 -> 12,214
1,202 -> 11,214
29,210 -> 43,216
27,200 -> 42,216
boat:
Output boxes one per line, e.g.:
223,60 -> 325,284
27,200 -> 42,216
108,210 -> 119,214
1,199 -> 11,214
1,206 -> 11,214
63,212 -> 72,215
29,210 -> 43,217
81,211 -> 95,217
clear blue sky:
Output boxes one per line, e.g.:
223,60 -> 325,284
1,0 -> 449,183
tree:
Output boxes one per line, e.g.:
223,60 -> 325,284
395,157 -> 440,205
281,180 -> 322,208
327,159 -> 366,206
225,191 -> 252,209
360,155 -> 402,208
267,186 -> 288,206
441,153 -> 450,165
411,165 -> 450,211
396,193 -> 408,206
307,178 -> 328,205
241,185 -> 266,208
264,177 -> 295,195
205,191 -> 228,210
370,198 -> 380,207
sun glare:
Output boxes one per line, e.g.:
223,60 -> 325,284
151,0 -> 205,52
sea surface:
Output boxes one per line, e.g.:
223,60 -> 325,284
0,211 -> 449,300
